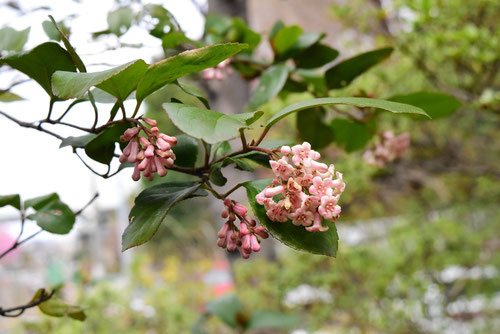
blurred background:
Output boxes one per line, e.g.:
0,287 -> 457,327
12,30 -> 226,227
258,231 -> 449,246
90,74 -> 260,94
0,0 -> 498,333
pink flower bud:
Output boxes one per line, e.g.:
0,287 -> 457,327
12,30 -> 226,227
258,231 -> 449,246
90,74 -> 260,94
137,157 -> 150,171
154,157 -> 168,176
280,145 -> 291,154
221,210 -> 229,219
217,222 -> 229,238
143,118 -> 157,127
250,235 -> 261,252
160,134 -> 177,146
122,127 -> 140,141
233,203 -> 248,216
156,137 -> 171,151
127,141 -> 139,163
132,164 -> 141,181
239,222 -> 250,235
145,144 -> 155,158
264,185 -> 285,197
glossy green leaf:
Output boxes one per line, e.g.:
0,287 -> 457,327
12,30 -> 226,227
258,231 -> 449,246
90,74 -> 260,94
331,118 -> 375,152
52,60 -> 148,100
59,134 -> 97,149
205,295 -> 243,329
171,134 -> 198,168
247,63 -> 289,110
271,25 -> 302,57
122,182 -> 207,250
0,27 -> 30,52
388,91 -> 461,119
85,123 -> 132,165
296,69 -> 327,94
248,310 -> 299,330
163,103 -> 261,144
0,42 -> 76,97
0,91 -> 23,102
209,163 -> 227,186
25,193 -> 59,210
107,7 -> 134,36
0,194 -> 21,210
325,47 -> 393,89
266,97 -> 429,128
294,43 -> 339,69
27,200 -> 75,234
297,107 -> 335,149
136,43 -> 247,101
244,180 -> 339,257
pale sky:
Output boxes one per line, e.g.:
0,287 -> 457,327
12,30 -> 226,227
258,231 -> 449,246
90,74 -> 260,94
0,1 -> 205,231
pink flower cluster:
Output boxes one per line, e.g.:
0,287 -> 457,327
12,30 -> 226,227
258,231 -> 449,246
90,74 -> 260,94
256,142 -> 346,232
202,59 -> 232,80
217,198 -> 269,259
119,118 -> 177,181
363,131 -> 410,168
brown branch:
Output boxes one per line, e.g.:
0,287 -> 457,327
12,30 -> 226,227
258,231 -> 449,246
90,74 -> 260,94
0,289 -> 55,318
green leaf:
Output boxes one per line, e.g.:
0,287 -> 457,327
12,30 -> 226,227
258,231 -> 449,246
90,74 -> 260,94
0,27 -> 30,52
171,134 -> 198,168
162,31 -> 192,49
294,43 -> 339,69
0,42 -> 77,97
205,295 -> 243,329
247,63 -> 289,110
209,163 -> 227,186
278,32 -> 324,61
325,47 -> 393,89
213,141 -> 231,160
297,107 -> 335,149
271,25 -> 302,57
34,289 -> 86,321
52,60 -> 148,100
27,200 -> 76,234
0,194 -> 21,210
247,310 -> 299,330
163,103 -> 260,144
330,118 -> 375,152
266,97 -> 429,128
229,151 -> 270,169
85,123 -> 132,165
25,193 -> 60,210
59,134 -> 97,149
123,182 -> 207,250
107,7 -> 134,36
136,43 -> 247,101
244,180 -> 339,257
388,92 -> 461,119
0,91 -> 23,102
42,20 -> 69,42
47,16 -> 86,73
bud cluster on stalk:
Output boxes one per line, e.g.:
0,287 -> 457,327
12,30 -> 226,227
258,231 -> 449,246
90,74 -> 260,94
363,131 -> 410,168
217,198 -> 269,259
256,142 -> 346,232
119,118 -> 177,181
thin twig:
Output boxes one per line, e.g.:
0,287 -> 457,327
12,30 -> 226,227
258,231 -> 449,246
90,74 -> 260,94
0,110 -> 64,140
0,289 -> 55,318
